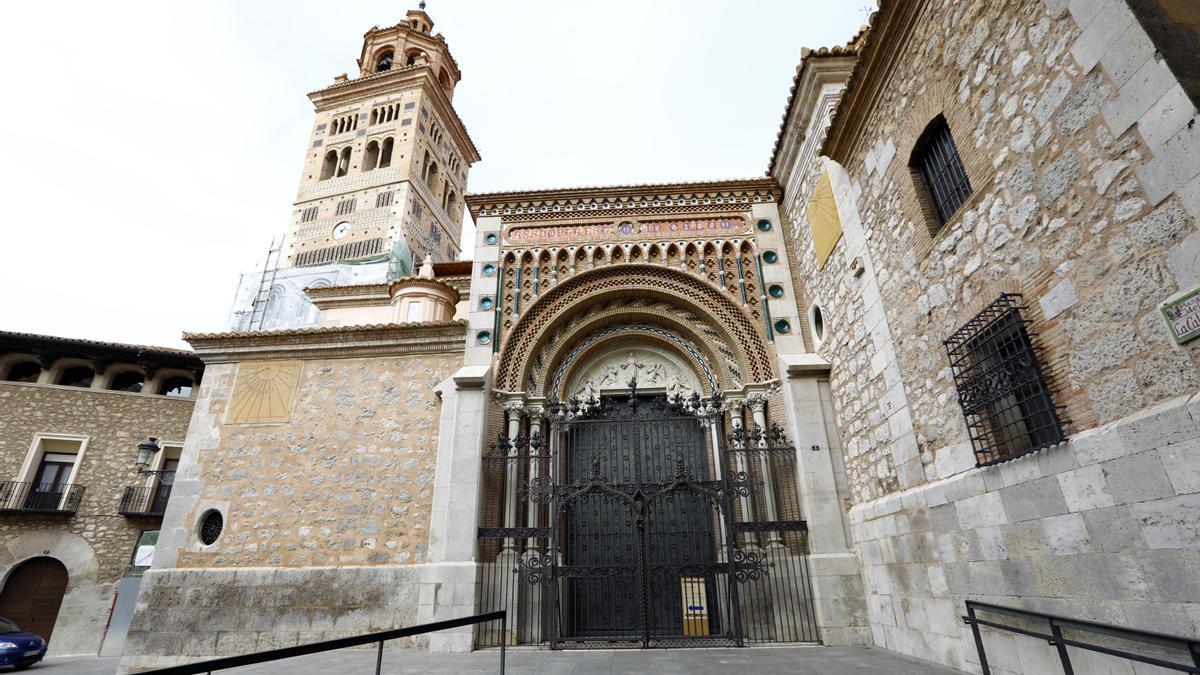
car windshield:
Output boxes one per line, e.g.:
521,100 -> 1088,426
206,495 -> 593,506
0,618 -> 20,633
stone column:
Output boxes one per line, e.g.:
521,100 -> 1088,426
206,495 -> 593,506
525,413 -> 544,551
748,394 -> 784,549
520,410 -> 545,643
502,403 -> 524,553
729,413 -> 756,547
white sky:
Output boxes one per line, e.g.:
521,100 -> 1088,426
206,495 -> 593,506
0,1 -> 871,349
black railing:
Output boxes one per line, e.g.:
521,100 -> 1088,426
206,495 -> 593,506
118,484 -> 172,516
140,611 -> 506,675
0,481 -> 85,513
964,600 -> 1200,674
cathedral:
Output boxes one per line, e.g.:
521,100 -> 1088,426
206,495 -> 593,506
89,0 -> 1200,672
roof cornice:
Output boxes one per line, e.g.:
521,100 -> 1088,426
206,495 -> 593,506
820,0 -> 924,165
466,177 -> 781,218
0,330 -> 201,368
183,321 -> 467,364
767,52 -> 858,178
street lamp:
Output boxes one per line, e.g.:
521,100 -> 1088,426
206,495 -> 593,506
136,437 -> 161,474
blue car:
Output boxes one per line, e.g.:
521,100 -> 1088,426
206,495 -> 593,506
0,618 -> 46,671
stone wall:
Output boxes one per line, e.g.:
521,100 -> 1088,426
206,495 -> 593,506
0,382 -> 195,656
850,393 -> 1200,672
122,565 -> 424,671
120,348 -> 461,671
799,0 -> 1200,504
166,353 -> 458,569
780,0 -> 1200,669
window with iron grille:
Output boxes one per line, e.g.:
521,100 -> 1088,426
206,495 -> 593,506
376,191 -> 394,208
335,199 -> 356,216
300,206 -> 319,223
945,294 -> 1064,466
910,115 -> 972,230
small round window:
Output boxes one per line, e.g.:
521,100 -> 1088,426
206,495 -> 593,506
812,305 -> 826,342
198,510 -> 224,546
762,250 -> 779,264
756,219 -> 773,232
484,233 -> 499,245
479,296 -> 495,310
477,330 -> 493,345
481,263 -> 496,277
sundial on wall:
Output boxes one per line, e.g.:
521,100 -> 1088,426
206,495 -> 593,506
226,360 -> 303,424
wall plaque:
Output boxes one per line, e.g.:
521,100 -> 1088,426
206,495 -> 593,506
1162,287 -> 1200,345
505,217 -> 748,245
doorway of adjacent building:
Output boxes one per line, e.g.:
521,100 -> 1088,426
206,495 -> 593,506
0,557 -> 69,643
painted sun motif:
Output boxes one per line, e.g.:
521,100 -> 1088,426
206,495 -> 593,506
226,360 -> 303,424
807,170 -> 844,269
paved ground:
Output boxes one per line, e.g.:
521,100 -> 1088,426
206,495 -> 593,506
23,646 -> 965,674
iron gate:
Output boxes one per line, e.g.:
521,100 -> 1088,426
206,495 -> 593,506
478,387 -> 818,648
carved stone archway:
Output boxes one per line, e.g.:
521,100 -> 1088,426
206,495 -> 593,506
495,264 -> 774,394
563,343 -> 703,401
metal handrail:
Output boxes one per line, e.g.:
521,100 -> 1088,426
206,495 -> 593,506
964,600 -> 1200,674
0,481 -> 85,513
140,610 -> 506,675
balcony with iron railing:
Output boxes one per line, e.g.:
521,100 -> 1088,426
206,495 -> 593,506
0,481 -> 86,514
118,483 -> 173,517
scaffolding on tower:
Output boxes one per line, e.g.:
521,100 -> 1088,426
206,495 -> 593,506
247,237 -> 282,331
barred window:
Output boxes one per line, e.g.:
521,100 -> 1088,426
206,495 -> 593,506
300,206 -> 319,223
335,199 -> 356,216
910,115 -> 972,230
376,191 -> 394,208
945,294 -> 1064,466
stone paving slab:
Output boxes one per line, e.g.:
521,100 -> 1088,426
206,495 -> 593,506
33,646 -> 966,674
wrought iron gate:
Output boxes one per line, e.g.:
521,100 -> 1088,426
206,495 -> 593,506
478,387 -> 818,648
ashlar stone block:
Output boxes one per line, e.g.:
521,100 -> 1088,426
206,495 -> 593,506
1000,476 -> 1070,522
1134,493 -> 1200,549
1057,464 -> 1117,511
1083,505 -> 1146,552
1158,439 -> 1200,496
1102,450 -> 1176,505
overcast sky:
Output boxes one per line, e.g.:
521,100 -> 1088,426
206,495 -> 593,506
0,1 -> 871,349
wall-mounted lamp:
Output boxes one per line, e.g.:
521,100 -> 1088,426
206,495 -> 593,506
136,437 -> 162,474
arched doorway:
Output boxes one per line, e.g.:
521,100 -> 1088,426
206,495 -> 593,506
0,557 -> 69,642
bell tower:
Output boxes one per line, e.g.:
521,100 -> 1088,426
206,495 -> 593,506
282,4 -> 479,269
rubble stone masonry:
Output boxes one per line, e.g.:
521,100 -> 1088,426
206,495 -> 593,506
0,383 -> 195,655
784,0 -> 1200,671
120,350 -> 460,671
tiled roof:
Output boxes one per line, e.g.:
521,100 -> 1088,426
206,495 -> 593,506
182,320 -> 466,342
465,177 -> 781,206
0,330 -> 199,362
765,26 -> 868,176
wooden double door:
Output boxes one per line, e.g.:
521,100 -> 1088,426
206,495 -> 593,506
0,557 -> 69,642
